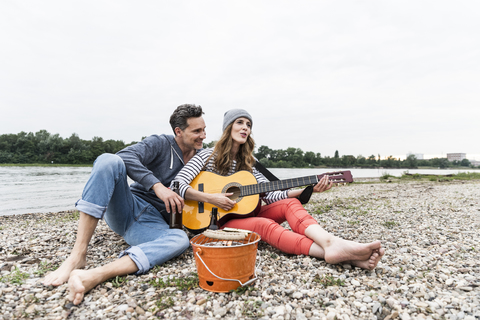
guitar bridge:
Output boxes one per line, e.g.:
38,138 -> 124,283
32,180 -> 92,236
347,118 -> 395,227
198,183 -> 204,213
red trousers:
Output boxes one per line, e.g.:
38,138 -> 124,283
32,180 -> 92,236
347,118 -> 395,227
222,198 -> 316,256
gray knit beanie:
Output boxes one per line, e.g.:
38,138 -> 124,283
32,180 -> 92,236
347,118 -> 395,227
222,109 -> 253,131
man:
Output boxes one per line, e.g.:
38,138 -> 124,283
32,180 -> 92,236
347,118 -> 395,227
42,104 -> 206,305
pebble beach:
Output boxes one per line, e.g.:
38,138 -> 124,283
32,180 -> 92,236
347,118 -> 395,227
1,179 -> 479,320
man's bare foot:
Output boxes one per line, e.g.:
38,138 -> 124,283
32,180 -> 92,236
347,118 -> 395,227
42,255 -> 86,286
323,237 -> 382,266
348,248 -> 385,270
68,269 -> 102,305
67,256 -> 139,305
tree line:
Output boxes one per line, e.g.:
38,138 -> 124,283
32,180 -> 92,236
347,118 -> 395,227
0,130 -> 477,168
253,145 -> 477,169
0,130 -> 134,164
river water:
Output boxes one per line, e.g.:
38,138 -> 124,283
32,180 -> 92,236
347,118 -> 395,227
0,166 -> 477,216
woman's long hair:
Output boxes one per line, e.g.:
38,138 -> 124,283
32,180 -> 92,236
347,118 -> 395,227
210,122 -> 256,175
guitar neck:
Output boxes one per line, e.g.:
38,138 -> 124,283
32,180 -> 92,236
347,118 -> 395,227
240,174 -> 322,197
240,171 -> 352,197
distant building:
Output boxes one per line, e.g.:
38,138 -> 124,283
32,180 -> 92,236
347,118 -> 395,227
470,160 -> 480,167
406,153 -> 424,160
447,153 -> 466,162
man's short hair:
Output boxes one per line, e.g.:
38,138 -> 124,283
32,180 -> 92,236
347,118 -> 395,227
169,104 -> 204,134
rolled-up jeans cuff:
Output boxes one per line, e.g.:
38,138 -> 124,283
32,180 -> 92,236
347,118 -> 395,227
119,246 -> 149,275
75,199 -> 106,219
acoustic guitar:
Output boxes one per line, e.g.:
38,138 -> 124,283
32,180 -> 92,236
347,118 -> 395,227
182,170 -> 353,231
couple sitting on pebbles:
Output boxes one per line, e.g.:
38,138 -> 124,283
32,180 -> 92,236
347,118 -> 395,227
42,105 -> 385,305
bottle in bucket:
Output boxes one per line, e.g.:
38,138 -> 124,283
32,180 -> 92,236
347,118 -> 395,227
169,181 -> 183,229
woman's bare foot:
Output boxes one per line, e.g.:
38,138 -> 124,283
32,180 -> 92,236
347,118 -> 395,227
68,269 -> 102,305
323,237 -> 382,266
42,255 -> 87,286
347,248 -> 385,270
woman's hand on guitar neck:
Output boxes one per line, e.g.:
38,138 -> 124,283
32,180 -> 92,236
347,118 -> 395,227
313,175 -> 333,193
206,193 -> 236,211
288,175 -> 332,199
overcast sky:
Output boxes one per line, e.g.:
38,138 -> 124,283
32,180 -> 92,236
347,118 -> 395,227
1,1 -> 479,160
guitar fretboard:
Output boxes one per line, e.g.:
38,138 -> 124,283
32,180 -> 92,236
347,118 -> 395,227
240,175 -> 320,197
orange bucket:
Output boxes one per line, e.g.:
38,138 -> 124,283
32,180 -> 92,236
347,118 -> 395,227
190,232 -> 261,292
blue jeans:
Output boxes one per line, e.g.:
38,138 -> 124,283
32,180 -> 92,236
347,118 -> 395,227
75,153 -> 189,274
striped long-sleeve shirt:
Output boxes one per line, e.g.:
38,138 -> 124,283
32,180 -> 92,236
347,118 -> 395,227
172,148 -> 289,205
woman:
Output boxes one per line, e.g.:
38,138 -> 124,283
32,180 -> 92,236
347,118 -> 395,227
174,109 -> 384,269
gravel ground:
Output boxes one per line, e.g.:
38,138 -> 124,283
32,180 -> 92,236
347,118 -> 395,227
1,180 -> 479,320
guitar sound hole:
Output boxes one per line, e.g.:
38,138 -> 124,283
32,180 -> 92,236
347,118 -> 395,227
226,186 -> 241,200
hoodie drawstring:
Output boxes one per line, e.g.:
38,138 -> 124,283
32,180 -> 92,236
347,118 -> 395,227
170,143 -> 185,169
